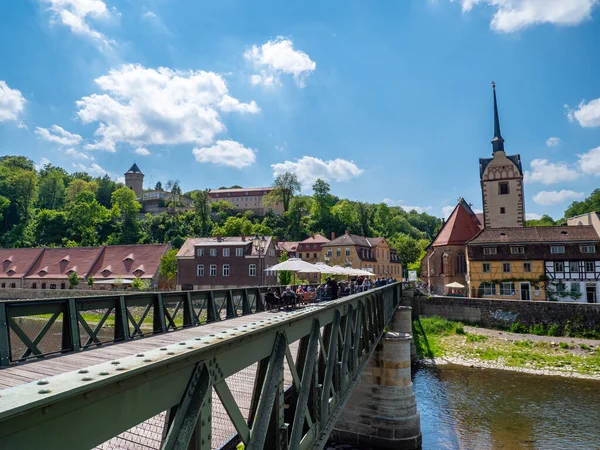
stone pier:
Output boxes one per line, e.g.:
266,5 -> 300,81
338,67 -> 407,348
331,308 -> 422,449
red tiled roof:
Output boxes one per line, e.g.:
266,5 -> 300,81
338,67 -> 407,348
468,226 -> 600,244
322,233 -> 383,248
208,187 -> 275,198
276,241 -> 299,253
0,248 -> 43,278
178,237 -> 273,257
88,244 -> 169,280
433,199 -> 482,247
25,247 -> 101,279
299,234 -> 330,244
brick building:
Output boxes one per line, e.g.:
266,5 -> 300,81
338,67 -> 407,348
176,236 -> 279,290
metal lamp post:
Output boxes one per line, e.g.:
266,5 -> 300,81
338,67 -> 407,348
252,234 -> 267,287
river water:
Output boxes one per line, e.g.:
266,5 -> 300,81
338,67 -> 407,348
414,364 -> 600,449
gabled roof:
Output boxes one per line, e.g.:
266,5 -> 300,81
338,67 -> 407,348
178,237 -> 274,257
479,154 -> 523,177
432,199 -> 482,247
322,233 -> 383,248
126,163 -> 143,174
0,248 -> 44,278
88,244 -> 169,279
277,241 -> 299,253
468,226 -> 600,245
299,234 -> 330,244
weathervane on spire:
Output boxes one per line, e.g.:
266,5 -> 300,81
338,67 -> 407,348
492,81 -> 496,89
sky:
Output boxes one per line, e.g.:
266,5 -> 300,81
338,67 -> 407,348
1,0 -> 600,221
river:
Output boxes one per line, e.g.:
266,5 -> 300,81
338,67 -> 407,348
414,364 -> 600,449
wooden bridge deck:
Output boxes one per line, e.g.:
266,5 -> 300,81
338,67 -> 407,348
0,309 -> 303,449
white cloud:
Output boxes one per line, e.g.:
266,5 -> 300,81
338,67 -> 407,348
142,11 -> 157,19
526,213 -> 542,220
245,37 -> 316,87
523,158 -> 580,185
578,146 -> 600,175
274,142 -> 287,152
453,0 -> 598,32
35,157 -> 51,171
546,137 -> 561,147
35,125 -> 83,146
17,121 -> 28,129
72,162 -> 109,177
442,205 -> 455,219
533,190 -> 584,206
271,156 -> 363,189
0,80 -> 26,122
382,199 -> 432,213
65,148 -> 94,160
192,140 -> 256,169
134,147 -> 151,156
568,98 -> 600,127
41,0 -> 114,45
76,64 -> 258,152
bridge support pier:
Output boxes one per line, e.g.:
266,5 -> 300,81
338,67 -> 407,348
331,308 -> 422,449
393,306 -> 417,362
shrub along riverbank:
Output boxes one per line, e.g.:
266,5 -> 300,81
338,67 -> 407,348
413,316 -> 600,379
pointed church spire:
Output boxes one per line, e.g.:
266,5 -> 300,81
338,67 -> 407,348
491,81 -> 505,153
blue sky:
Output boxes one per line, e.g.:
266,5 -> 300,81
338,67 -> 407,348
1,0 -> 600,220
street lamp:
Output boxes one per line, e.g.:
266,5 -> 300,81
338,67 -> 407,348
252,233 -> 267,286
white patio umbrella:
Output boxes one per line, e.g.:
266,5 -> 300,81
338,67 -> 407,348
266,258 -> 321,273
445,281 -> 465,289
313,262 -> 337,274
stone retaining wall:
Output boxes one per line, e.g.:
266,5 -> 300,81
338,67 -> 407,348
0,288 -> 135,301
406,295 -> 600,331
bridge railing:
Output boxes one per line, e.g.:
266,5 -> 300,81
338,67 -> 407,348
0,284 -> 314,367
0,283 -> 401,450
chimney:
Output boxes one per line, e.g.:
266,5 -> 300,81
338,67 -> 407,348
345,229 -> 349,235
241,233 -> 245,241
441,218 -> 445,225
331,232 -> 335,241
217,234 -> 222,242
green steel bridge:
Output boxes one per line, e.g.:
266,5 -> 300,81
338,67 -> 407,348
0,283 -> 401,449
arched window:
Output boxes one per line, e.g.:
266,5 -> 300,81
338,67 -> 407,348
456,252 -> 467,275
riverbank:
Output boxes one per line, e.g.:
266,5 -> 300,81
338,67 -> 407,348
413,316 -> 600,380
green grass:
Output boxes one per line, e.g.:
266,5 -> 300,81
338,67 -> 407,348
559,342 -> 570,349
413,316 -> 467,358
580,344 -> 591,351
466,334 -> 488,343
514,340 -> 532,349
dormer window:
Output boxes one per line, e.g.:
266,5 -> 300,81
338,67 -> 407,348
7,269 -> 15,275
3,257 -> 12,263
39,269 -> 47,276
123,253 -> 134,262
61,255 -> 70,262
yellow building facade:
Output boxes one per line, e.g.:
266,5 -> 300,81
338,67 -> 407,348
467,258 -> 546,301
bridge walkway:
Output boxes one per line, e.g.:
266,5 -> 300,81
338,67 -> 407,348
0,308 -> 304,449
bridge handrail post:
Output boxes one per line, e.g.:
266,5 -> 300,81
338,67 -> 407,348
0,302 -> 10,366
242,289 -> 251,315
256,287 -> 265,312
226,290 -> 236,318
207,290 -> 218,322
183,292 -> 195,326
154,293 -> 167,333
61,298 -> 80,353
115,295 -> 130,341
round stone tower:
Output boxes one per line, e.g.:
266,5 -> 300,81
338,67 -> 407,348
124,163 -> 144,199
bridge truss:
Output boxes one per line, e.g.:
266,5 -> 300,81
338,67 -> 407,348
0,284 -> 400,450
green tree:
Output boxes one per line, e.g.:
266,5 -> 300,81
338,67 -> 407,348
33,209 -> 68,246
155,181 -> 163,191
67,191 -> 111,246
130,277 -> 150,291
565,189 -> 600,218
389,234 -> 421,275
68,271 -> 80,289
278,251 -> 293,285
0,160 -> 38,238
96,174 -> 119,208
526,214 -> 556,227
212,216 -> 253,237
158,249 -> 178,290
87,276 -> 94,287
66,179 -> 98,204
331,200 -> 361,235
37,165 -> 67,210
109,187 -> 142,244
270,172 -> 301,212
191,189 -> 212,236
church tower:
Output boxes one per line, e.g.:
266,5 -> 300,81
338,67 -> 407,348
479,83 -> 525,228
125,163 -> 144,199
